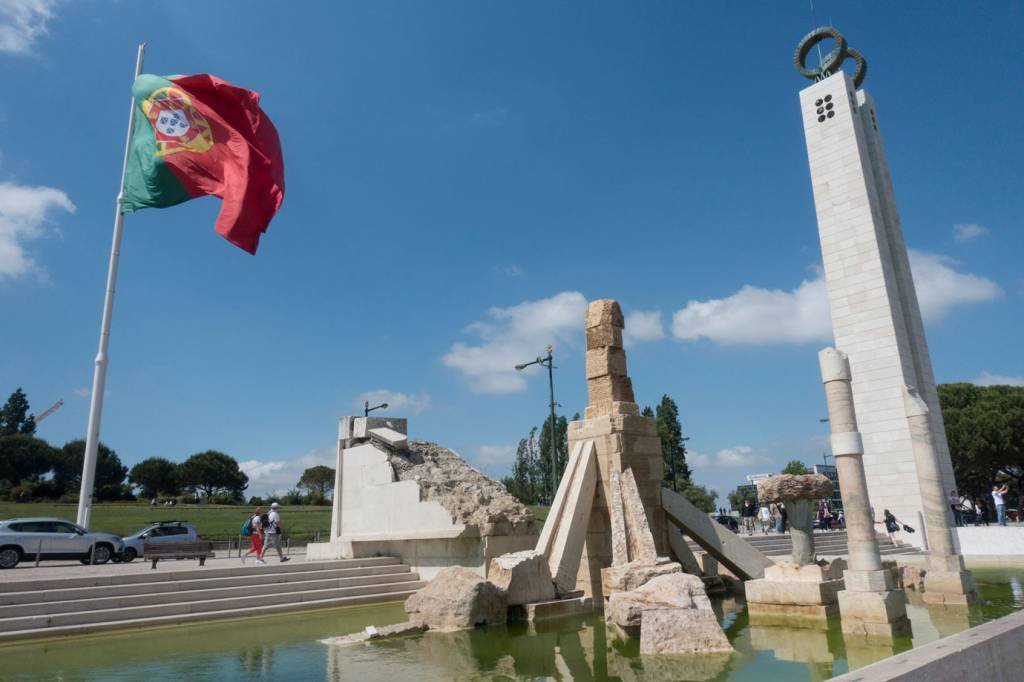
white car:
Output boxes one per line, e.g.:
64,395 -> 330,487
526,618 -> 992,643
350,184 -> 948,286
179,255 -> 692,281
0,517 -> 125,569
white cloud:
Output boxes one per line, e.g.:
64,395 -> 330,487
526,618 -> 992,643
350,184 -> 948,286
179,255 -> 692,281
74,387 -> 89,398
953,223 -> 989,243
475,444 -> 517,471
910,251 -> 1002,321
624,310 -> 666,345
0,181 -> 75,280
671,250 -> 1000,345
690,445 -> 771,470
673,276 -> 831,345
239,445 -> 336,497
443,291 -> 587,393
354,389 -> 431,416
973,371 -> 1024,387
0,0 -> 58,54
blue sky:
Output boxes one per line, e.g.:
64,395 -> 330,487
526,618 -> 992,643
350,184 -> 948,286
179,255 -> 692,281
2,1 -> 1021,499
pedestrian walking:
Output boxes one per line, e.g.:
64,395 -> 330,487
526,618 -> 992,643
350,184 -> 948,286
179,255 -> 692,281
779,502 -> 788,534
242,506 -> 264,564
259,502 -> 291,563
759,505 -> 772,534
741,499 -> 756,535
993,483 -> 1010,527
949,489 -> 963,527
878,509 -> 902,544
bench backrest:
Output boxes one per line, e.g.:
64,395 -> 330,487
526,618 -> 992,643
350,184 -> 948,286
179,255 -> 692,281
143,540 -> 213,557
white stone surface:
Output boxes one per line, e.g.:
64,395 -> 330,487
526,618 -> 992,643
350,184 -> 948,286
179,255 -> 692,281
954,527 -> 1024,556
368,427 -> 408,449
800,72 -> 958,547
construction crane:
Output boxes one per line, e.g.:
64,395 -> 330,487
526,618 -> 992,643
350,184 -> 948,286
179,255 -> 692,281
34,399 -> 64,425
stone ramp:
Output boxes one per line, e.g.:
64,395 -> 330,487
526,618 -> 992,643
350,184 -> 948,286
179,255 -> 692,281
661,487 -> 774,580
0,557 -> 424,642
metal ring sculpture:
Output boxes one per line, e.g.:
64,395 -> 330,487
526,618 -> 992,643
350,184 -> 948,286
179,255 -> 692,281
794,26 -> 867,88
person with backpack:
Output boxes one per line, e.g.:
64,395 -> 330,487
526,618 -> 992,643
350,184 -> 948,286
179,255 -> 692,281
259,501 -> 290,563
241,506 -> 264,564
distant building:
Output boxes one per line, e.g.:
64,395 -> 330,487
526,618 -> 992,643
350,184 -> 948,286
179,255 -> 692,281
813,463 -> 843,512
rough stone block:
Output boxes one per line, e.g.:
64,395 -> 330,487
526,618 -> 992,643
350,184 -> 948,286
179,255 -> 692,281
321,621 -> 427,645
620,468 -> 657,562
586,374 -> 635,410
524,595 -> 593,622
606,572 -> 710,630
836,587 -> 907,623
764,560 -> 846,582
609,401 -> 639,417
607,470 -> 629,566
586,325 -> 622,350
487,550 -> 555,606
585,299 -> 624,329
404,566 -> 507,631
639,606 -> 734,655
586,347 -> 628,379
922,569 -> 977,605
601,559 -> 682,595
745,578 -> 843,607
839,616 -> 912,639
747,601 -> 838,624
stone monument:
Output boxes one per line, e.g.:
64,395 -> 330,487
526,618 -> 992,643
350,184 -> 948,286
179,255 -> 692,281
820,347 -> 911,638
745,473 -> 845,625
795,27 -> 958,547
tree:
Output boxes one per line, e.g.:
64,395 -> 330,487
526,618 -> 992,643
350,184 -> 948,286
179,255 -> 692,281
940,382 -> 1024,515
680,483 -> 718,513
129,457 -> 180,498
0,434 -> 54,485
727,485 -> 757,511
1,388 -> 36,436
537,414 -> 570,504
781,460 -> 809,475
654,395 -> 692,492
504,434 -> 539,505
298,465 -> 335,496
51,439 -> 128,496
177,450 -> 248,501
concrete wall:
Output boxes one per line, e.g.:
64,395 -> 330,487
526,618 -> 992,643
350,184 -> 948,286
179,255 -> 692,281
799,72 -> 957,548
340,443 -> 465,538
954,526 -> 1024,557
830,609 -> 1024,681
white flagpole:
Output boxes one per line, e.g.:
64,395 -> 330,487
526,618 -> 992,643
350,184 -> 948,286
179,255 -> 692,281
76,43 -> 146,528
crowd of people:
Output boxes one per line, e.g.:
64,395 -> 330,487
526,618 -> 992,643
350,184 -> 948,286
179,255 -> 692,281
737,499 -> 846,536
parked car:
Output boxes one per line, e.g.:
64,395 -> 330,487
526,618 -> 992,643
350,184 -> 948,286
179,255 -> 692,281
714,514 -> 739,532
0,518 -> 125,569
119,521 -> 201,562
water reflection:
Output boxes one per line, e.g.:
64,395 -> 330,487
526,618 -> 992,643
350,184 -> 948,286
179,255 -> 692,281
2,567 -> 1023,681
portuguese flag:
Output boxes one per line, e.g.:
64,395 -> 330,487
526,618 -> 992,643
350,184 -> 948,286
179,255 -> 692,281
122,74 -> 285,254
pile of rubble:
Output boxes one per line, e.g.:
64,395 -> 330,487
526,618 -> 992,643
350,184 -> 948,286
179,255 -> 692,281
387,440 -> 536,535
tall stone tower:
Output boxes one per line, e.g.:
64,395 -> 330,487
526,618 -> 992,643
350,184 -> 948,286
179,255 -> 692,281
796,29 -> 957,545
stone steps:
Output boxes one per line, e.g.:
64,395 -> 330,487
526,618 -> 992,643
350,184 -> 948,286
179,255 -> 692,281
0,557 -> 423,641
685,530 -> 922,558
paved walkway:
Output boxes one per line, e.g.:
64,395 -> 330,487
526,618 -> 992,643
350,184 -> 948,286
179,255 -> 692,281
0,550 -> 308,584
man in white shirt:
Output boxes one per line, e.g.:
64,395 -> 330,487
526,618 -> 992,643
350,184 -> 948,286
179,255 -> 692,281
259,502 -> 290,563
993,484 -> 1009,527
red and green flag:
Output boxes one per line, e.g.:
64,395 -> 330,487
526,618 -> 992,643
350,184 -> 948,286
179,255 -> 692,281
122,74 -> 285,254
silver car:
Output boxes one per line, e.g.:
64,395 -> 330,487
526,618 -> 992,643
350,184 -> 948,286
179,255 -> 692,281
0,517 -> 125,569
120,521 -> 200,562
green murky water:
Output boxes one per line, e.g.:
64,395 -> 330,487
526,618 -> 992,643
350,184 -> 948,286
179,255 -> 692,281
3,568 -> 1023,681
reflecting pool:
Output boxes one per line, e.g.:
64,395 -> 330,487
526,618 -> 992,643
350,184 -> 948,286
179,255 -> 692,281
4,567 -> 1023,681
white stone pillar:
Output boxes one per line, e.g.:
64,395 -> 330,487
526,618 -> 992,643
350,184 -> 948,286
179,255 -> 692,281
820,347 -> 909,639
903,385 -> 977,604
329,416 -> 353,540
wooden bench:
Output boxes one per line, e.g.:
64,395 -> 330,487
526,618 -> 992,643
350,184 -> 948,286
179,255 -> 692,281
143,540 -> 214,569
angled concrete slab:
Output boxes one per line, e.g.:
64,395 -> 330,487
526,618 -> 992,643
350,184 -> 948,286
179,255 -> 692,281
661,487 -> 773,581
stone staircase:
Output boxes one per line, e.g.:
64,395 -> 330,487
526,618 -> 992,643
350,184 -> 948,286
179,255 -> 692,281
0,557 -> 423,642
686,529 -> 921,560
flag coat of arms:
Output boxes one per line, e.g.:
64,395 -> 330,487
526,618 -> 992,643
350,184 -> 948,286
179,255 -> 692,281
122,73 -> 285,254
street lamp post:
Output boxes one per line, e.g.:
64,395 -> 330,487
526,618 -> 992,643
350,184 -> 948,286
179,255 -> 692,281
515,345 -> 559,503
364,401 -> 388,417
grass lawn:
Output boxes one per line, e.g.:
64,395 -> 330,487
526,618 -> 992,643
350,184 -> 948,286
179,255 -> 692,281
0,502 -> 332,541
529,505 -> 550,524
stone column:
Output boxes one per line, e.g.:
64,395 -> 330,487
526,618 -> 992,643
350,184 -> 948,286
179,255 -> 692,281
903,385 -> 977,605
329,417 -> 354,540
819,347 -> 909,639
787,499 -> 816,565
